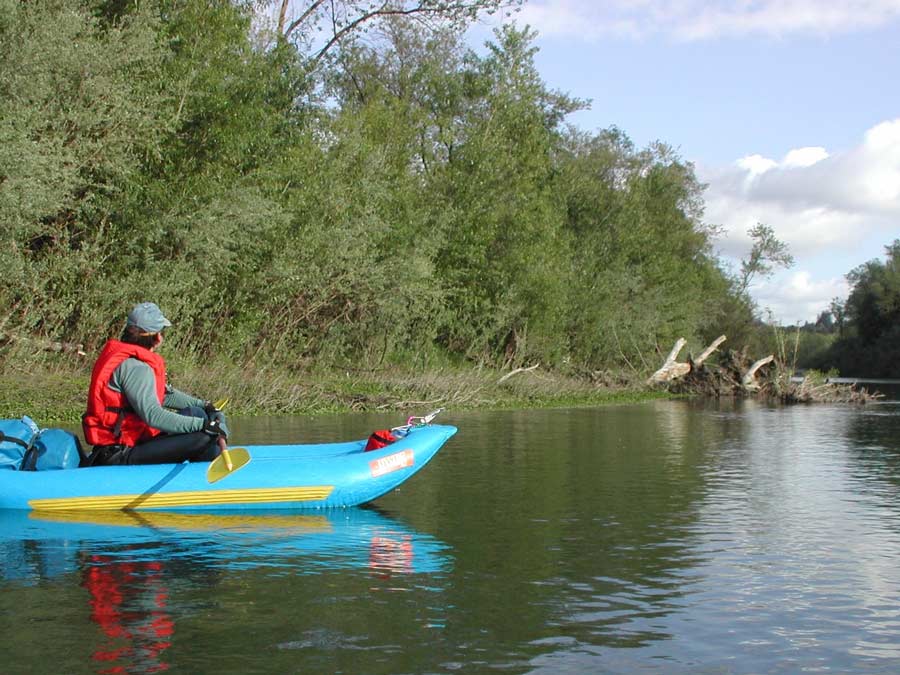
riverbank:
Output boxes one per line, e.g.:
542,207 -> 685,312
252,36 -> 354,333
0,355 -> 667,424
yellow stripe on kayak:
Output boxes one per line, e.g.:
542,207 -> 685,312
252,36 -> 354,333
28,485 -> 334,511
30,510 -> 333,532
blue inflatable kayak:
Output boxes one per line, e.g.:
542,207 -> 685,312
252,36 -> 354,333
0,424 -> 456,512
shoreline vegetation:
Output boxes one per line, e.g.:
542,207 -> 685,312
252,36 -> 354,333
0,343 -> 881,428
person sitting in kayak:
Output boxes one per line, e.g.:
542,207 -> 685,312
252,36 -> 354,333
82,302 -> 229,466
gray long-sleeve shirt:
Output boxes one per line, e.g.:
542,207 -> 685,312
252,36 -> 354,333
108,358 -> 229,436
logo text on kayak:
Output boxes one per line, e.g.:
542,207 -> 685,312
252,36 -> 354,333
369,449 -> 415,477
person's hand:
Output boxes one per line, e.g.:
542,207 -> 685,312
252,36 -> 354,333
204,401 -> 227,429
202,418 -> 227,439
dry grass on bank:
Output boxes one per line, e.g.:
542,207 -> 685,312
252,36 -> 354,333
0,352 -> 653,424
180,361 -> 651,416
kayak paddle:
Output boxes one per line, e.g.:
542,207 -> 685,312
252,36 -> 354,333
207,447 -> 251,483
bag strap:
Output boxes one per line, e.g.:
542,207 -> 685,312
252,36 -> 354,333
0,431 -> 32,450
1,429 -> 38,471
106,406 -> 130,440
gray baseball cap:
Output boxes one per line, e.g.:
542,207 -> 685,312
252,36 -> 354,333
126,302 -> 172,333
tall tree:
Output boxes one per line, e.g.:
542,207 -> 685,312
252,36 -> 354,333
434,25 -> 585,364
558,127 -> 733,369
845,239 -> 900,345
829,297 -> 846,338
812,240 -> 900,378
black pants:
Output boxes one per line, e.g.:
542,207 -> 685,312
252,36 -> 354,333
125,431 -> 219,465
90,407 -> 219,466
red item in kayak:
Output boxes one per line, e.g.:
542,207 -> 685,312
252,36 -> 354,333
364,429 -> 397,452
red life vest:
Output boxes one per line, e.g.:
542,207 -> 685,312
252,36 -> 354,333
83,340 -> 167,447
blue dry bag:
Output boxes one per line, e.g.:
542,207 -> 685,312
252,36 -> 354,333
0,416 -> 40,470
22,428 -> 84,471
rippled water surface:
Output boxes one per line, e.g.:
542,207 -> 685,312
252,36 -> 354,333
2,389 -> 900,674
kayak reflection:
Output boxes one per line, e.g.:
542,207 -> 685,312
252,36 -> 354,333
2,508 -> 452,672
0,508 -> 451,582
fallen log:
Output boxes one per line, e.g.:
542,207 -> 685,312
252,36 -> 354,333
648,334 -> 879,404
696,335 -> 727,366
648,336 -> 725,384
647,338 -> 688,383
741,355 -> 774,390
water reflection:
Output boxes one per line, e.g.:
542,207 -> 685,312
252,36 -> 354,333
82,555 -> 175,673
0,508 -> 451,582
639,399 -> 900,673
420,406 -> 718,661
418,403 -> 900,673
0,508 -> 451,673
5,400 -> 900,674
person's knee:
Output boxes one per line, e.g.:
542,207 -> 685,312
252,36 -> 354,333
193,439 -> 219,462
180,431 -> 218,462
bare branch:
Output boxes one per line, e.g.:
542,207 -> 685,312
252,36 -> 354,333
283,0 -> 330,38
313,5 -> 426,65
275,0 -> 522,62
497,363 -> 539,384
1,333 -> 86,357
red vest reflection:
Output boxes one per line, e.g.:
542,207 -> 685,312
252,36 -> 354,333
368,534 -> 414,578
82,556 -> 174,674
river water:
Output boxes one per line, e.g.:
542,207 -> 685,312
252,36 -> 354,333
2,385 -> 899,674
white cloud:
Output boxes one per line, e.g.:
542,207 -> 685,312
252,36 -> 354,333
859,119 -> 900,206
699,118 -> 900,322
752,271 -> 849,325
737,154 -> 779,176
783,147 -> 829,168
515,0 -> 900,41
701,118 -> 900,259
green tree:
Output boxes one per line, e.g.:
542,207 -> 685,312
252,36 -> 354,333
829,297 -> 846,338
812,240 -> 900,377
432,26 -> 585,364
0,0 -> 783,383
737,223 -> 794,295
117,0 -> 310,354
557,126 -> 735,371
814,310 -> 834,333
0,0 -> 169,340
845,239 -> 900,345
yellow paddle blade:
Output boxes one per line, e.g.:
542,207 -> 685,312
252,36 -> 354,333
207,447 -> 251,484
214,397 -> 230,411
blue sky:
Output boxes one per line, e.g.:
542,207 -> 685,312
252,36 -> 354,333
471,0 -> 900,324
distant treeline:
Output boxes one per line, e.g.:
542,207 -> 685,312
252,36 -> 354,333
791,240 -> 900,379
2,0 -> 769,375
